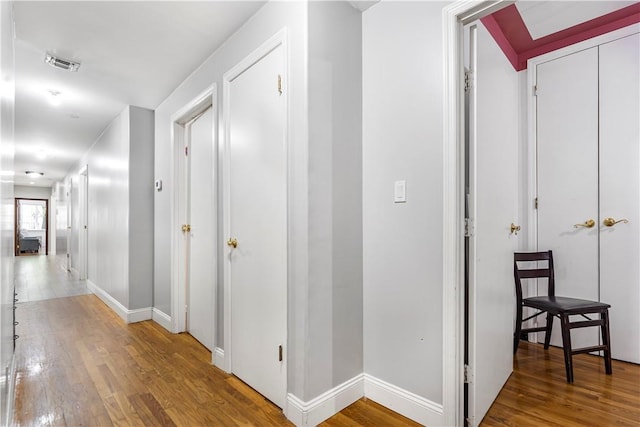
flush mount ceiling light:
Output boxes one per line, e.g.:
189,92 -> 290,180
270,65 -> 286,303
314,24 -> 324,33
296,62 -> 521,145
25,171 -> 44,178
45,53 -> 80,72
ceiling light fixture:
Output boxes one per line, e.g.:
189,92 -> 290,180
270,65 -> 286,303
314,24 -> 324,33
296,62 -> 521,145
25,171 -> 44,178
45,53 -> 80,72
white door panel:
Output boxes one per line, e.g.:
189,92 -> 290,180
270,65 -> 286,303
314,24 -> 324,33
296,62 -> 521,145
228,44 -> 286,408
187,107 -> 215,350
599,33 -> 640,364
536,47 -> 600,348
467,24 -> 517,426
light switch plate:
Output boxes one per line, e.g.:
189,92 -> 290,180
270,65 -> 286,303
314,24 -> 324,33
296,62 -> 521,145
394,180 -> 406,203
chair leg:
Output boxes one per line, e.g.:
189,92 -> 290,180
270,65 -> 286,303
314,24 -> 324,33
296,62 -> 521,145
514,303 -> 523,355
601,309 -> 613,375
560,314 -> 574,383
543,312 -> 554,349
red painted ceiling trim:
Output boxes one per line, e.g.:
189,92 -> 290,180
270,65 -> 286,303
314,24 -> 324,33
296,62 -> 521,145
480,14 -> 520,70
483,3 -> 640,72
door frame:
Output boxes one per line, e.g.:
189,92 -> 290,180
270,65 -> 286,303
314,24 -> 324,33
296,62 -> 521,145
14,197 -> 49,256
170,85 -> 217,344
442,2 -> 514,425
221,27 -> 288,389
78,165 -> 88,280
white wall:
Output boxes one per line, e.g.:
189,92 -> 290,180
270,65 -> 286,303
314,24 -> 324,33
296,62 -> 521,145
128,106 -> 154,309
362,1 -> 446,404
153,1 -> 310,398
306,0 -> 363,400
0,2 -> 15,424
67,105 -> 154,312
13,185 -> 50,199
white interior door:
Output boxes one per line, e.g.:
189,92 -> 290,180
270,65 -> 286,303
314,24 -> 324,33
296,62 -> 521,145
536,47 -> 600,348
186,106 -> 215,351
227,43 -> 286,408
79,168 -> 88,280
467,24 -> 518,426
599,33 -> 640,364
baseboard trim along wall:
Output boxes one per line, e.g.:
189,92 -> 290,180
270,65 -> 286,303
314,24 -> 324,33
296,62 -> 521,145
285,374 -> 364,426
363,374 -> 444,426
152,308 -> 172,331
284,373 -> 444,426
87,280 -> 152,324
213,347 -> 225,369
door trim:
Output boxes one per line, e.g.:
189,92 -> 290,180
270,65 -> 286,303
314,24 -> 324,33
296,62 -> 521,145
14,197 -> 49,256
170,85 -> 217,344
221,27 -> 288,393
442,2 -> 513,425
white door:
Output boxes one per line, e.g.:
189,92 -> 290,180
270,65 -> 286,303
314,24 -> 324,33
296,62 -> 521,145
186,106 -> 215,351
536,47 -> 600,349
227,43 -> 286,408
467,24 -> 518,426
599,33 -> 640,364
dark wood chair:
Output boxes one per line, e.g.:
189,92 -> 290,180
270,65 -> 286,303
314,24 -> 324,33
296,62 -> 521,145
514,250 -> 612,383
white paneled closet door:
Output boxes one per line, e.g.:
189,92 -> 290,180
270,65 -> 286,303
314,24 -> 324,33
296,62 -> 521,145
536,46 -> 600,350
599,33 -> 640,364
536,31 -> 640,364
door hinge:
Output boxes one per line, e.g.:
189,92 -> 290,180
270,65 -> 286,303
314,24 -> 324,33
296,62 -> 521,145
464,364 -> 473,384
533,85 -> 538,97
464,218 -> 475,237
464,70 -> 473,92
534,197 -> 538,209
277,74 -> 283,95
278,345 -> 283,362
466,416 -> 475,427
185,146 -> 189,156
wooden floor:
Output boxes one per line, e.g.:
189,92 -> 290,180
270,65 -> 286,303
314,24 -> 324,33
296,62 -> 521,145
482,341 -> 640,426
13,294 -> 640,426
13,295 -> 417,426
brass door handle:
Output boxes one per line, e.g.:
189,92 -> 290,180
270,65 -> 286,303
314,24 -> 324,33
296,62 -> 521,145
510,223 -> 521,235
227,238 -> 238,248
574,219 -> 595,228
603,217 -> 629,227
181,224 -> 191,232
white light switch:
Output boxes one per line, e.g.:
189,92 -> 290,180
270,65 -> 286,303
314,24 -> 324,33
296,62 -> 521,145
394,180 -> 406,203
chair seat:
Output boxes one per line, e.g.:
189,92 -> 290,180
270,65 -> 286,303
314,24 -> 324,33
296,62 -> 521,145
524,295 -> 610,315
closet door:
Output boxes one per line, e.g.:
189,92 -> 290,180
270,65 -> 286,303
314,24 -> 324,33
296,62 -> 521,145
599,33 -> 640,364
536,47 -> 600,348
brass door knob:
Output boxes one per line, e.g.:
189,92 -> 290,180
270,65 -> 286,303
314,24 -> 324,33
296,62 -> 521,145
227,238 -> 238,248
603,217 -> 629,227
510,223 -> 521,235
574,219 -> 595,228
181,224 -> 191,232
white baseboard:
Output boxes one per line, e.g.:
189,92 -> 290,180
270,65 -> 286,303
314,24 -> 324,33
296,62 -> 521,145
87,280 -> 152,324
152,308 -> 172,331
364,374 -> 443,426
285,374 -> 364,426
213,347 -> 225,368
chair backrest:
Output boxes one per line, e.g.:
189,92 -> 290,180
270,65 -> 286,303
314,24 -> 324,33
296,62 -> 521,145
514,250 -> 555,303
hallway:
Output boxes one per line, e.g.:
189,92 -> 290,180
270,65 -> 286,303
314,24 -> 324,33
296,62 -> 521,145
12,260 -> 417,426
14,255 -> 90,303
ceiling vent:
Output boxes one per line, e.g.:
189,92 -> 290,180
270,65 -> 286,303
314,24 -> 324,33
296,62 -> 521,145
45,53 -> 80,72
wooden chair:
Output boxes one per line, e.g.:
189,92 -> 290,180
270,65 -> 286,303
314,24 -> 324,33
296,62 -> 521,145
514,250 -> 612,383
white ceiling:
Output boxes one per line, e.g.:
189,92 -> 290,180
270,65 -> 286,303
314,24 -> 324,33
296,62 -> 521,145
516,1 -> 636,40
12,1 -> 265,187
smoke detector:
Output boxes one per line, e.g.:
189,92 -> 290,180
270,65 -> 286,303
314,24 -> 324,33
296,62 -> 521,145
45,53 -> 80,72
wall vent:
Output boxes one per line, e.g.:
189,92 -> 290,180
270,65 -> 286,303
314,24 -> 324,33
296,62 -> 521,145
45,53 -> 80,72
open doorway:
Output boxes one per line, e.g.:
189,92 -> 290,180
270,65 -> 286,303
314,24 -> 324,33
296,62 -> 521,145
15,198 -> 49,256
